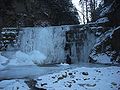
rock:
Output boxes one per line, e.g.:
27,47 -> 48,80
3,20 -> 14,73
86,84 -> 96,87
111,82 -> 117,86
41,83 -> 47,86
111,28 -> 120,51
82,72 -> 89,75
68,73 -> 72,75
25,79 -> 46,90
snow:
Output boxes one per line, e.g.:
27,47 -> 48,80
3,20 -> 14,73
0,66 -> 120,90
89,26 -> 120,64
0,53 -> 8,70
28,50 -> 47,65
100,3 -> 112,17
60,63 -> 69,66
1,25 -> 120,90
96,17 -> 109,24
90,26 -> 103,30
35,66 -> 120,90
8,50 -> 46,66
8,51 -> 34,65
90,53 -> 112,64
0,80 -> 29,90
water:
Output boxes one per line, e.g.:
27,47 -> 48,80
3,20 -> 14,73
0,63 -> 111,80
0,64 -> 76,80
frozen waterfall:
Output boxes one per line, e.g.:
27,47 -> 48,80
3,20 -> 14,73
17,26 -> 70,64
2,25 -> 97,64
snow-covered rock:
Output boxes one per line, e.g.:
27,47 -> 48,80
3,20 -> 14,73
90,53 -> 112,64
96,17 -> 109,24
89,26 -> 120,64
100,4 -> 112,17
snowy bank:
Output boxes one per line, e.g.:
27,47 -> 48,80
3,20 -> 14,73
0,66 -> 120,90
35,66 -> 120,90
8,50 -> 46,66
89,26 -> 120,64
0,80 -> 29,90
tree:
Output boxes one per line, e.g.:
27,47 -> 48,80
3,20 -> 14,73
0,0 -> 80,27
79,0 -> 98,23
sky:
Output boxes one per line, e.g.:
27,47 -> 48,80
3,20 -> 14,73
72,0 -> 102,24
72,0 -> 83,23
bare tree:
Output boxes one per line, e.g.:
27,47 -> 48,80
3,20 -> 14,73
79,0 -> 98,23
79,0 -> 86,24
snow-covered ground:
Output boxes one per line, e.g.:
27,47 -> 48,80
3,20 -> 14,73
0,64 -> 78,80
35,66 -> 120,90
0,79 -> 29,90
0,66 -> 120,90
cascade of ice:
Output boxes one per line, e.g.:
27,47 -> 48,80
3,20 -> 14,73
17,26 -> 70,64
65,26 -> 96,63
79,30 -> 96,63
15,25 -> 97,64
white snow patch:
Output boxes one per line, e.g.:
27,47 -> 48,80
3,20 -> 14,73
100,2 -> 113,17
9,51 -> 33,65
0,80 -> 29,90
92,54 -> 112,64
36,66 -> 120,90
96,17 -> 109,24
60,63 -> 69,66
90,26 -> 103,30
8,50 -> 46,66
28,50 -> 47,65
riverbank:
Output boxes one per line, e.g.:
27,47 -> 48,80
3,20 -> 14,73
0,65 -> 120,90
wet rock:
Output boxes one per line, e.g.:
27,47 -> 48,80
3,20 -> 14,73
25,79 -> 46,90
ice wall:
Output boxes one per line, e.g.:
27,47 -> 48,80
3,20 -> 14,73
79,29 -> 96,63
18,26 -> 70,64
65,26 -> 96,63
16,25 -> 96,64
